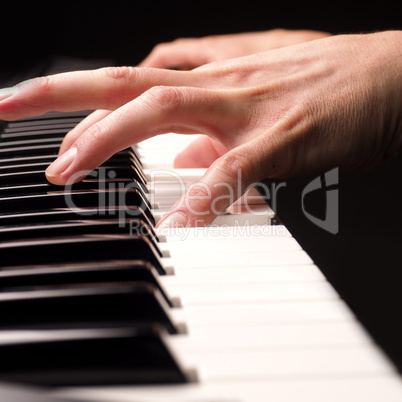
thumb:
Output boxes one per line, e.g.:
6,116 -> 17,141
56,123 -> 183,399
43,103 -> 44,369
157,143 -> 264,228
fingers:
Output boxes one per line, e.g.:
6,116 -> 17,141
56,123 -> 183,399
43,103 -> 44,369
139,38 -> 208,69
45,86 -> 246,185
173,135 -> 228,168
0,67 -> 198,121
159,122 -> 300,228
158,142 -> 265,228
58,110 -> 111,156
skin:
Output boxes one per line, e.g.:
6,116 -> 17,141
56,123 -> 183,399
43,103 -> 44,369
0,29 -> 401,227
139,29 -> 332,69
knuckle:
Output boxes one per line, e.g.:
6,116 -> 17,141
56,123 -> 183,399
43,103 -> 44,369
101,66 -> 138,84
149,42 -> 172,57
212,146 -> 263,189
33,75 -> 53,93
215,151 -> 248,181
270,28 -> 288,35
149,39 -> 187,56
186,182 -> 212,200
144,43 -> 169,63
98,66 -> 140,108
15,75 -> 56,111
172,37 -> 190,46
154,41 -> 170,50
178,183 -> 213,219
144,85 -> 183,111
83,121 -> 107,146
19,75 -> 53,95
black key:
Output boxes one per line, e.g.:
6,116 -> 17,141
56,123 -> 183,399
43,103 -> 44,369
0,261 -> 170,304
0,188 -> 153,221
0,136 -> 64,147
4,124 -> 78,136
0,143 -> 60,157
112,148 -> 134,156
0,170 -> 49,185
93,167 -> 148,192
73,165 -> 149,192
0,220 -> 159,251
128,147 -> 144,168
0,178 -> 137,195
0,206 -> 156,231
5,117 -> 84,130
0,161 -> 52,173
0,153 -> 147,186
0,283 -> 176,333
0,164 -> 146,184
0,325 -> 187,386
0,183 -> 51,196
0,166 -> 147,193
0,187 -> 148,209
0,155 -> 56,166
0,235 -> 165,274
3,261 -> 169,302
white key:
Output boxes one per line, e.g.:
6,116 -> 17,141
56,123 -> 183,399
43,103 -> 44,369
160,236 -> 302,252
160,265 -> 325,286
58,376 -> 402,402
158,224 -> 292,240
142,161 -> 175,169
74,136 -> 401,402
137,133 -> 201,150
162,249 -> 313,268
211,212 -> 273,226
165,281 -> 339,306
145,168 -> 207,182
178,347 -> 394,380
169,321 -> 374,352
170,299 -> 356,327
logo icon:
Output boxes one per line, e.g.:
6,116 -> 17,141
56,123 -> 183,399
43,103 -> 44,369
301,168 -> 339,234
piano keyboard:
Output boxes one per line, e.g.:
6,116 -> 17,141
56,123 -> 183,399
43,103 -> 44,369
0,111 -> 402,402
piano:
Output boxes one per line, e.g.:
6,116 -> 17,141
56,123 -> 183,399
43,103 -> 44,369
1,66 -> 402,401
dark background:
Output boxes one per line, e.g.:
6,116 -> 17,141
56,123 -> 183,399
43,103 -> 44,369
2,0 -> 402,71
1,0 -> 402,371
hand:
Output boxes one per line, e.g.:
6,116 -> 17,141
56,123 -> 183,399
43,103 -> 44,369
0,31 -> 401,228
139,29 -> 331,70
141,28 -> 331,170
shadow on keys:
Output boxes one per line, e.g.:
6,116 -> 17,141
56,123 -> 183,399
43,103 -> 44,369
0,381 -> 75,401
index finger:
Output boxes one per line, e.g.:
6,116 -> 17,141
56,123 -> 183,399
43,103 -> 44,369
0,67 -> 199,121
44,85 -> 248,186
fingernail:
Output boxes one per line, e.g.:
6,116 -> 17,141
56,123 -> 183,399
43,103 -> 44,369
158,211 -> 188,228
0,87 -> 19,101
46,147 -> 77,178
